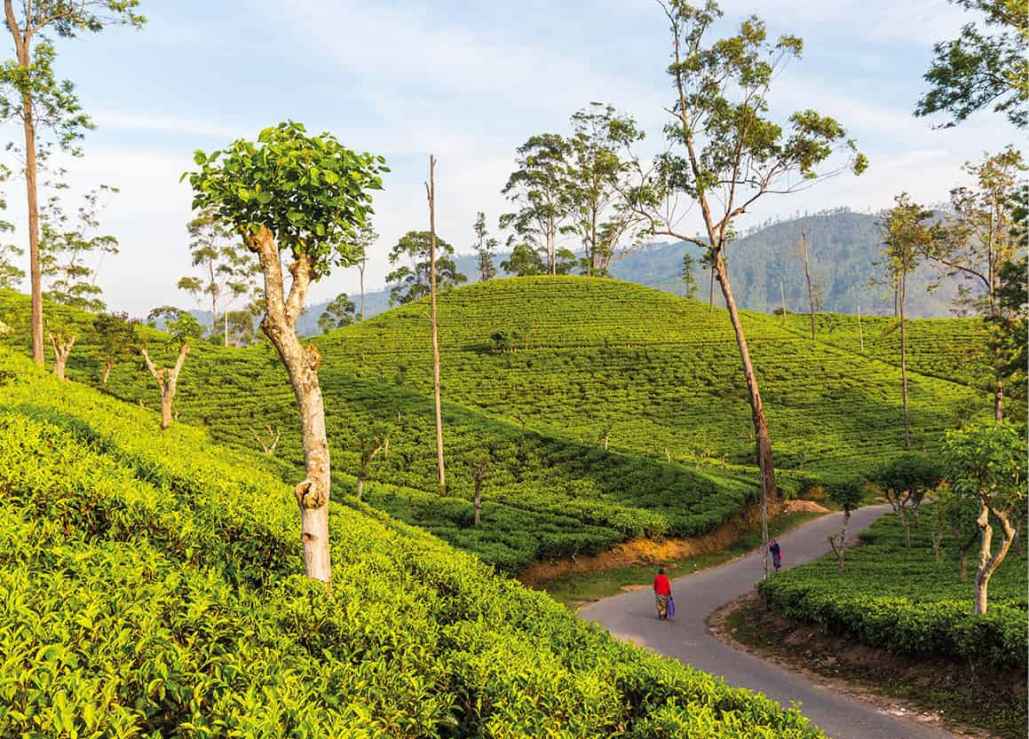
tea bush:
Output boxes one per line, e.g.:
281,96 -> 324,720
0,278 -> 989,570
758,512 -> 1027,669
0,348 -> 819,736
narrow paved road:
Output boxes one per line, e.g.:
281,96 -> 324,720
580,505 -> 955,739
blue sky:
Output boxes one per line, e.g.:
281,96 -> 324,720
4,0 -> 1019,315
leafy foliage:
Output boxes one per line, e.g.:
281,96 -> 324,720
39,185 -> 119,311
186,121 -> 386,277
318,292 -> 356,333
386,230 -> 466,305
916,0 -> 1028,128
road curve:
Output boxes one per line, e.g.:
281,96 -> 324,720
580,505 -> 955,739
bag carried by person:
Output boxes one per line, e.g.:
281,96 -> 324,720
666,595 -> 676,619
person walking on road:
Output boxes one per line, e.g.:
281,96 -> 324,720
653,567 -> 672,620
769,538 -> 782,572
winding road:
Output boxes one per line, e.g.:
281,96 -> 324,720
580,505 -> 955,739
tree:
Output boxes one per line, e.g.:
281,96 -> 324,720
0,0 -> 145,366
870,454 -> 943,548
500,239 -> 545,276
626,0 -> 866,578
928,483 -> 980,571
472,211 -> 497,281
924,149 -> 1025,420
500,133 -> 571,275
681,252 -> 698,299
426,156 -> 446,495
826,479 -> 864,571
944,423 -> 1026,614
187,121 -> 386,582
39,184 -> 118,312
797,229 -> 823,340
564,103 -> 643,276
916,0 -> 1028,128
46,319 -> 73,380
93,310 -> 134,384
351,220 -> 376,321
140,306 -> 201,431
879,195 -> 936,447
354,425 -> 388,500
318,292 -> 355,333
385,230 -> 465,305
253,424 -> 281,455
178,208 -> 259,346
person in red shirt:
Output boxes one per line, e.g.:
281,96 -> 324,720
653,567 -> 672,620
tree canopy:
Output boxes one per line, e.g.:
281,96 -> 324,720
386,230 -> 466,305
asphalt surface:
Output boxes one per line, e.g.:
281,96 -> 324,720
580,505 -> 956,739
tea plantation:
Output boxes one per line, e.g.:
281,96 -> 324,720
0,279 -> 991,571
0,347 -> 820,737
758,512 -> 1027,669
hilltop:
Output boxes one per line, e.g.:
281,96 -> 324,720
297,210 -> 961,331
0,278 -> 989,573
0,347 -> 819,736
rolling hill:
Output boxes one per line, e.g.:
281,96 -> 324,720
297,209 -> 962,332
0,348 -> 818,736
0,278 -> 990,571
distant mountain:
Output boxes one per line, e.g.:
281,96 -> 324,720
291,209 -> 961,333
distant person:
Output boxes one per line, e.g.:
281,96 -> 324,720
769,538 -> 782,572
653,567 -> 672,620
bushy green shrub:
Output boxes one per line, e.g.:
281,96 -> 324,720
0,348 -> 820,736
758,512 -> 1027,669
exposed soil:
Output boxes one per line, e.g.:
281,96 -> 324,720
710,593 -> 1027,739
783,499 -> 831,514
518,499 -> 784,586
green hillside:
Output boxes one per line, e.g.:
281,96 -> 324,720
0,278 -> 990,571
0,348 -> 818,736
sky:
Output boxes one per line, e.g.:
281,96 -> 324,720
0,0 -> 1020,316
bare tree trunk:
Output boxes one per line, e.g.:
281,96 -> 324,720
249,226 -> 331,581
7,16 -> 44,367
898,275 -> 912,448
547,225 -> 556,275
100,360 -> 114,385
713,253 -> 776,578
358,258 -> 366,321
141,343 -> 190,432
356,474 -> 365,501
994,380 -> 1004,422
48,333 -> 75,381
426,155 -> 446,495
974,505 -> 1015,615
474,487 -> 482,526
857,304 -> 864,352
779,279 -> 787,323
708,263 -> 715,309
828,508 -> 851,572
224,308 -> 229,347
800,230 -> 816,340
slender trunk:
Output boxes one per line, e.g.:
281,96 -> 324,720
708,263 -> 715,309
15,33 -> 43,366
359,260 -> 366,321
224,309 -> 229,347
839,508 -> 850,571
898,275 -> 911,448
160,389 -> 173,430
975,505 -> 1015,616
427,156 -> 446,494
474,487 -> 482,526
994,380 -> 1004,422
779,279 -> 786,323
356,474 -> 365,501
713,252 -> 776,578
801,231 -> 816,340
857,305 -> 864,352
100,360 -> 113,385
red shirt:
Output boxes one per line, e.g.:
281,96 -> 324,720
653,573 -> 671,596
